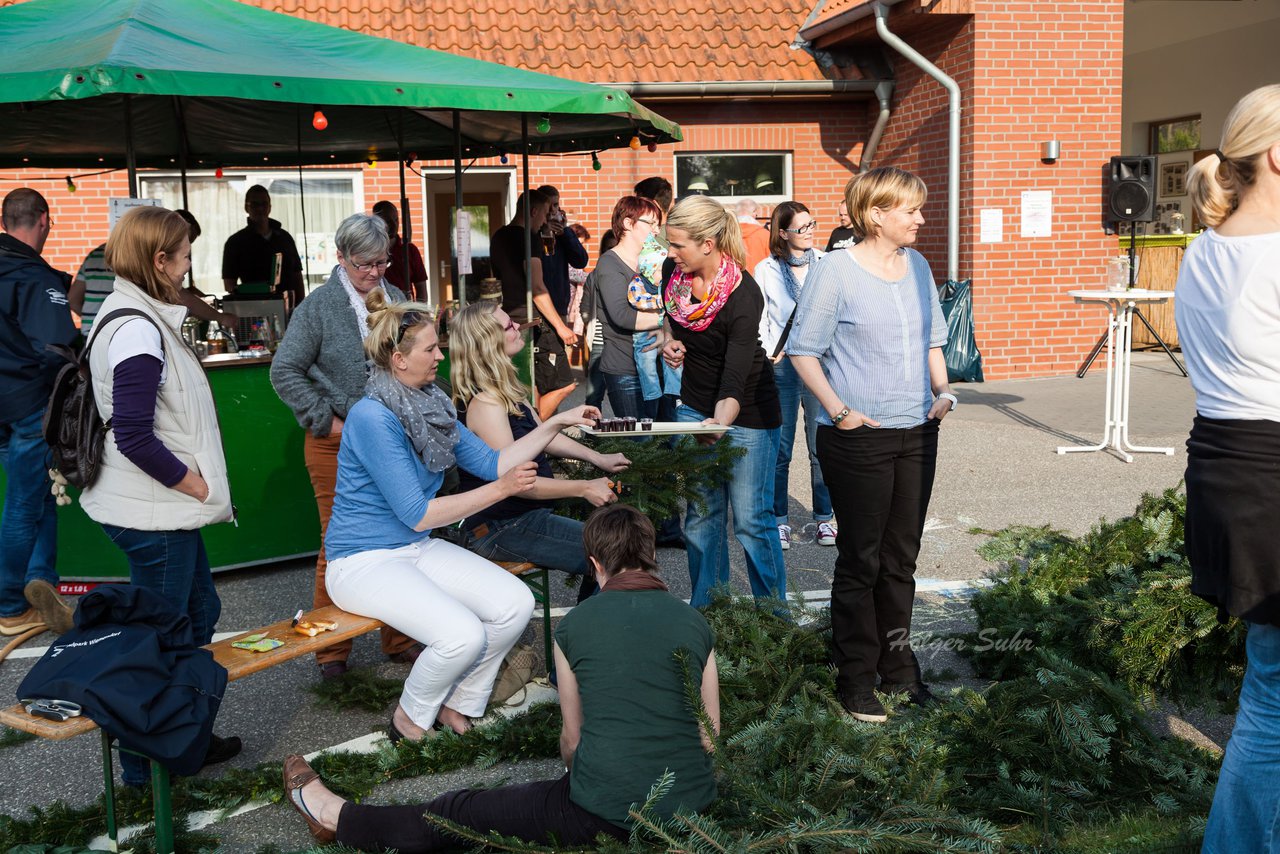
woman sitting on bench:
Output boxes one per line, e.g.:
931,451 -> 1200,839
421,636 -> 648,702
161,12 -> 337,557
322,291 -> 597,740
448,301 -> 631,602
285,503 -> 720,850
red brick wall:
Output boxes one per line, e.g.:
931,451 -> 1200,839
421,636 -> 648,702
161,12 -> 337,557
966,0 -> 1125,378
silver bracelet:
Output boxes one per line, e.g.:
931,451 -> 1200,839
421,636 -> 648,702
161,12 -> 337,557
938,392 -> 958,411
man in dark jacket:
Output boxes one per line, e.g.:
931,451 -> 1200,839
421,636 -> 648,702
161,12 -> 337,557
0,189 -> 77,637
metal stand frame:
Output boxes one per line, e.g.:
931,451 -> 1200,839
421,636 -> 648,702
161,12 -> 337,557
1058,292 -> 1175,462
1077,225 -> 1187,378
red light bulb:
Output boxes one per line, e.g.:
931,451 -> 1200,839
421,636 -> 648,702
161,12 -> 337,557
215,167 -> 223,179
312,110 -> 328,131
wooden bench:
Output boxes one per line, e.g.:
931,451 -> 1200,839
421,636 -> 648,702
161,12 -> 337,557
0,561 -> 549,853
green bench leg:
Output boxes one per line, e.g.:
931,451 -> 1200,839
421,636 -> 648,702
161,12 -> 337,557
523,567 -> 553,675
101,732 -> 118,852
150,760 -> 174,854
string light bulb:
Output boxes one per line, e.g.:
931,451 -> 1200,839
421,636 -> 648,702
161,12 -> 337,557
536,116 -> 551,135
215,166 -> 223,179
629,135 -> 641,150
311,109 -> 328,131
591,152 -> 602,172
647,142 -> 657,153
499,152 -> 509,165
368,157 -> 377,169
65,176 -> 76,193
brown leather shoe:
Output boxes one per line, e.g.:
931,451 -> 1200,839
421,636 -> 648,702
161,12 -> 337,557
283,754 -> 336,843
24,580 -> 74,635
0,607 -> 43,636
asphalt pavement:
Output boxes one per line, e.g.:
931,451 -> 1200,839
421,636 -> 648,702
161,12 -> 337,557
0,351 -> 1206,851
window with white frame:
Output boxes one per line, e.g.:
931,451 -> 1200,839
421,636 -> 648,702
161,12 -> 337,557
139,170 -> 364,296
675,153 -> 791,205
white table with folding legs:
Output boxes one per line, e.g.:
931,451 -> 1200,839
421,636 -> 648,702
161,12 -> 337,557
1057,288 -> 1175,462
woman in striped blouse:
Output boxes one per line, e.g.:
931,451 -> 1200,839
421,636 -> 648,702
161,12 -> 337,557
788,167 -> 955,724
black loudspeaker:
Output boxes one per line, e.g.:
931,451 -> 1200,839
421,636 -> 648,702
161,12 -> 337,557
1108,155 -> 1157,223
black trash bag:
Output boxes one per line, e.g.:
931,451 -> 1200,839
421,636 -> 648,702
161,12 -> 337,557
937,278 -> 984,383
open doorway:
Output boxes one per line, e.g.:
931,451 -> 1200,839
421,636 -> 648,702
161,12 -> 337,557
422,167 -> 516,305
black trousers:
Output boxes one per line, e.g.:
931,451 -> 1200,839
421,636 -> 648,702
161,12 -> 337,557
816,420 -> 939,696
336,772 -> 627,853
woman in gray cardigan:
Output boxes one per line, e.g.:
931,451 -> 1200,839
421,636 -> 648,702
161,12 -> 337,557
269,213 -> 419,679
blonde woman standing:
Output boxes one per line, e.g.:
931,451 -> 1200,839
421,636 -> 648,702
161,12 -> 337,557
1174,84 -> 1280,854
660,196 -> 785,609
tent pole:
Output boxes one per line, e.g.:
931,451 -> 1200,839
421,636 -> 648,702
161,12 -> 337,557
453,110 -> 465,308
397,148 -> 412,301
172,97 -> 189,210
123,95 -> 138,198
522,115 -> 534,406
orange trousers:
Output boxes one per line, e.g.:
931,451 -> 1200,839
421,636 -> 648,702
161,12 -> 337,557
304,431 -> 416,665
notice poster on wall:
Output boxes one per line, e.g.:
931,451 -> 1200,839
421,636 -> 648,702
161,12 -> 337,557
979,208 -> 1003,243
1020,191 -> 1053,238
455,210 -> 473,275
108,197 -> 161,229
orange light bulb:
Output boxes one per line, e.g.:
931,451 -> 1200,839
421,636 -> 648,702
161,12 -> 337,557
312,110 -> 328,131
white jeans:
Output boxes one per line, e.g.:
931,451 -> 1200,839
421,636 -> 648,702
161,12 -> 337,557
326,538 -> 534,729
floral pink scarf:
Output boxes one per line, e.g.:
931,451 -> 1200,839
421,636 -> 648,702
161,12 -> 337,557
664,255 -> 742,332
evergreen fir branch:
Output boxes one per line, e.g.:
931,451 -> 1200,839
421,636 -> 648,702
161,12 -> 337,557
0,727 -> 35,750
307,668 -> 403,713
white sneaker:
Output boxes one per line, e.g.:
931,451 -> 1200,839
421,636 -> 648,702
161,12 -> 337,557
778,524 -> 792,551
817,520 -> 838,546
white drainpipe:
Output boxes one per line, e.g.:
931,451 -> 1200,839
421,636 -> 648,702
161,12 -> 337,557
873,1 -> 961,282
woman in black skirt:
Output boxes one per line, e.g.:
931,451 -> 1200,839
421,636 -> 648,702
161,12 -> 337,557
1173,83 -> 1280,853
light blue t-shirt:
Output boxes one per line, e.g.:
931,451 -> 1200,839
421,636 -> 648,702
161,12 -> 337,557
325,397 -> 499,560
787,248 -> 947,429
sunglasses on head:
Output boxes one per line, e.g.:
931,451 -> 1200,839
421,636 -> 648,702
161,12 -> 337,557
396,311 -> 427,344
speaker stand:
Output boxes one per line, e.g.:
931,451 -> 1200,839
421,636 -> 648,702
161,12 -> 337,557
1076,225 -> 1187,378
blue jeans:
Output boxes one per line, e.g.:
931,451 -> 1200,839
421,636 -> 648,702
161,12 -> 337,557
632,332 -> 682,401
468,509 -> 588,576
772,359 -> 832,525
468,508 -> 595,601
677,404 -> 786,608
100,525 -> 220,786
1204,622 -> 1280,853
604,372 -> 657,419
0,407 -> 59,618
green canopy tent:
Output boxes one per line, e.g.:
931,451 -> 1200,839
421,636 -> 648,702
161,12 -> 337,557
0,0 -> 683,300
0,0 -> 681,169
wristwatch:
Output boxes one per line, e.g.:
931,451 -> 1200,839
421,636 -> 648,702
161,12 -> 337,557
938,392 -> 958,411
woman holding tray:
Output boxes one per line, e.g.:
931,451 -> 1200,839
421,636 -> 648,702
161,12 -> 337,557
448,300 -> 630,600
322,291 -> 598,740
660,196 -> 785,609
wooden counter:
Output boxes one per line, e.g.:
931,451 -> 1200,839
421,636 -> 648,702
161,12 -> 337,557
1119,233 -> 1198,349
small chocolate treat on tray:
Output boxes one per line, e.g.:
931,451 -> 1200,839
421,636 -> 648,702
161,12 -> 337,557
640,418 -> 653,431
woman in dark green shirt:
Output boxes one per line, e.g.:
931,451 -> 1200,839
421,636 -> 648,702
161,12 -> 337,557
283,504 -> 720,850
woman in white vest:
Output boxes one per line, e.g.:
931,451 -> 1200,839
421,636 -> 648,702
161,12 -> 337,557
80,205 -> 240,786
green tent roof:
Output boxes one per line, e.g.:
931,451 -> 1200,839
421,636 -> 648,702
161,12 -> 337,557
0,0 -> 681,168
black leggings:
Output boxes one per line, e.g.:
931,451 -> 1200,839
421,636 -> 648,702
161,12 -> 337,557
336,773 -> 628,853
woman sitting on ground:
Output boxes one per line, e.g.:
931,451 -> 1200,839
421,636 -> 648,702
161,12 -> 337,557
285,503 -> 720,851
448,301 -> 630,600
321,290 -> 597,740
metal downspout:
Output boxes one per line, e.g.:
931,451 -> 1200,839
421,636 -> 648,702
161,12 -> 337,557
873,2 -> 960,282
861,80 -> 893,173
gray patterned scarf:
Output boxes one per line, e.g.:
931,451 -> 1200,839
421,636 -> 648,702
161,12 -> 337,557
364,366 -> 459,472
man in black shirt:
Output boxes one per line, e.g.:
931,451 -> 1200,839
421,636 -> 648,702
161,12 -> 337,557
490,189 -> 578,418
222,185 -> 305,306
824,199 -> 858,252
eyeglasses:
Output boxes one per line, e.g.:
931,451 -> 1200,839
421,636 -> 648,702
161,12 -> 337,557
784,221 -> 818,235
350,257 -> 391,273
396,311 -> 427,344
636,217 -> 660,228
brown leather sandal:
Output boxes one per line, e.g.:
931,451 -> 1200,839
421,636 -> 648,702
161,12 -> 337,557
283,754 -> 336,843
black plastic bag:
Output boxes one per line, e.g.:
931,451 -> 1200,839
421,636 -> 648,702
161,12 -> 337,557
937,279 -> 984,383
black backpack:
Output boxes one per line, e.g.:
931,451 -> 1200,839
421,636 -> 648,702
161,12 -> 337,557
43,309 -> 163,490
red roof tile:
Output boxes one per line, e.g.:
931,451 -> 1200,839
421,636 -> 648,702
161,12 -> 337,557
253,0 -> 836,83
